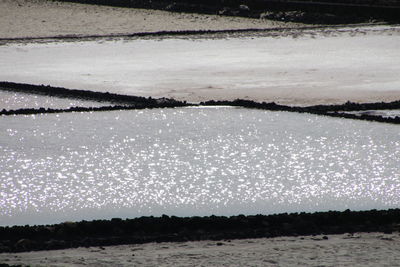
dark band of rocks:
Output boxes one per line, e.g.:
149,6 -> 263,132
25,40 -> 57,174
0,104 -> 190,116
50,0 -> 400,24
0,24 -> 374,43
1,82 -> 400,124
0,81 -> 183,106
0,209 -> 399,253
200,99 -> 400,124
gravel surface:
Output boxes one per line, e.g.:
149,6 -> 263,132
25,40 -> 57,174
0,0 -> 302,39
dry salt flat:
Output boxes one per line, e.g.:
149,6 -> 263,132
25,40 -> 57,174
1,25 -> 399,106
1,233 -> 400,267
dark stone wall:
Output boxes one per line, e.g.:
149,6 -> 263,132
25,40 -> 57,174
200,99 -> 400,124
49,0 -> 400,23
0,81 -> 188,113
1,82 -> 399,124
1,209 -> 400,252
0,81 -> 164,105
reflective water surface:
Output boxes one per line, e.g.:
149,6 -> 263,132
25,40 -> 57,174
0,107 -> 399,226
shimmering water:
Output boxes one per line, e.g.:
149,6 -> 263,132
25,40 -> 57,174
0,107 -> 399,226
0,90 -> 111,110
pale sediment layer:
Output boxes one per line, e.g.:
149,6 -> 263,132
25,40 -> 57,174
0,0 -> 301,39
1,26 -> 399,106
1,233 -> 399,267
1,1 -> 398,106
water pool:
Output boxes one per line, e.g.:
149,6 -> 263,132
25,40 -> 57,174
0,107 -> 399,225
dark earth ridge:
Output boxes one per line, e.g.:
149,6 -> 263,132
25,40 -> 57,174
1,82 -> 400,124
0,209 -> 399,253
0,81 -> 182,106
1,24 -> 389,44
50,0 -> 400,24
200,99 -> 400,124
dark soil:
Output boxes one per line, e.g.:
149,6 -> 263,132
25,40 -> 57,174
50,0 -> 400,24
0,209 -> 399,253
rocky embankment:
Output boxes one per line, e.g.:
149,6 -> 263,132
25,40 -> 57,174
52,0 -> 400,24
201,99 -> 400,124
1,209 -> 400,253
1,82 -> 399,124
0,81 -> 189,114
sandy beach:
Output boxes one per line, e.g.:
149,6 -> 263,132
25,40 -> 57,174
1,232 -> 400,266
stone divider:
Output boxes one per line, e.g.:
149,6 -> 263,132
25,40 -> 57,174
200,99 -> 400,124
1,209 -> 399,252
49,0 -> 400,23
0,81 -> 178,105
1,82 -> 399,124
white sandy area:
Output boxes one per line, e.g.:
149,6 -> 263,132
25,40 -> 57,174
1,233 -> 400,266
0,0 -> 300,39
1,1 -> 398,105
1,26 -> 399,106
